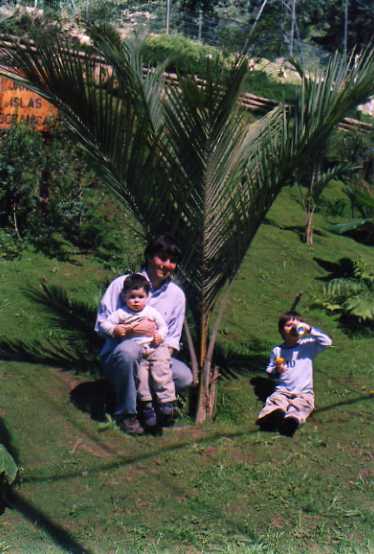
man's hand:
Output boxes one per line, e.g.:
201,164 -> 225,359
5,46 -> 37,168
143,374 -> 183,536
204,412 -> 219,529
113,324 -> 133,338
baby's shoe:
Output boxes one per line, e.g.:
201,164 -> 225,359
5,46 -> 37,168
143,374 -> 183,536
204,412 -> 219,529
140,401 -> 157,428
158,402 -> 177,427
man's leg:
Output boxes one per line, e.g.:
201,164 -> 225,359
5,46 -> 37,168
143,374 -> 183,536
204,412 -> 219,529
171,358 -> 193,392
101,341 -> 142,418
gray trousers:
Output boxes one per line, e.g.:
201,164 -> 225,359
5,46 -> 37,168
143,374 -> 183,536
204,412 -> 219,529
138,345 -> 176,404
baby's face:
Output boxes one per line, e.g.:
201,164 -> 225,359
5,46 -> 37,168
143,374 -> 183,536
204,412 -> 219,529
123,287 -> 148,312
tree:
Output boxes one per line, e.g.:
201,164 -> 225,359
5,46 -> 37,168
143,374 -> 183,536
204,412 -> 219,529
2,27 -> 374,422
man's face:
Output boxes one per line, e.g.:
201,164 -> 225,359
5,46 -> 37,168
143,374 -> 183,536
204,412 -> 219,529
124,288 -> 148,312
281,318 -> 299,345
147,251 -> 177,283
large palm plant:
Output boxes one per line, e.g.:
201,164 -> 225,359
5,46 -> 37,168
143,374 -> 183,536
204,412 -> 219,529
1,28 -> 374,422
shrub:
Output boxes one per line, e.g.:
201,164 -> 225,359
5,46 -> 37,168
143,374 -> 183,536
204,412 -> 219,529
0,444 -> 18,508
0,229 -> 23,260
141,33 -> 225,76
314,257 -> 374,328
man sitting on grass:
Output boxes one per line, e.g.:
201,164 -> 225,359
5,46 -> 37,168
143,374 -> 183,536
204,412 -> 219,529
95,234 -> 192,435
256,311 -> 332,436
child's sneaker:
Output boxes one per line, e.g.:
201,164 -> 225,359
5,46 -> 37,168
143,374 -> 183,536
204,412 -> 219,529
140,402 -> 157,428
158,402 -> 177,427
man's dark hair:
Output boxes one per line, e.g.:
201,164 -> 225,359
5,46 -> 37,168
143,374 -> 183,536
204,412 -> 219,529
144,234 -> 181,262
278,311 -> 301,333
122,273 -> 150,295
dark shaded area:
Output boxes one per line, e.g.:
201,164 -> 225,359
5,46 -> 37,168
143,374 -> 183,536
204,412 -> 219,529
250,376 -> 275,403
282,225 -> 325,243
70,379 -> 115,422
346,223 -> 374,245
314,256 -> 356,281
7,490 -> 93,554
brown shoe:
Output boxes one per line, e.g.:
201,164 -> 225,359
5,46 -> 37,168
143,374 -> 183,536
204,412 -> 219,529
117,415 -> 144,435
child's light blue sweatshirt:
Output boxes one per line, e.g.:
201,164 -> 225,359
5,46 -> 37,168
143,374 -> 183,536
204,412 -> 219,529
266,328 -> 332,394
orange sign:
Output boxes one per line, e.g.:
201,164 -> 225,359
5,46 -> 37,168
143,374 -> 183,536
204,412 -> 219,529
0,76 -> 58,131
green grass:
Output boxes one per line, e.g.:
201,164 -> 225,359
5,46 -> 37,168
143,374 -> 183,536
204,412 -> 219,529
0,187 -> 373,553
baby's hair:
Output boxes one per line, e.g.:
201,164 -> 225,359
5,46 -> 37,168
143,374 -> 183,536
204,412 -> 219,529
278,311 -> 301,333
122,273 -> 150,295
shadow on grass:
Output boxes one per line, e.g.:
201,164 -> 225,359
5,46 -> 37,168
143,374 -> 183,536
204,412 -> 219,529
316,394 -> 374,415
313,256 -> 356,281
0,283 -> 102,373
7,490 -> 93,554
70,379 -> 115,422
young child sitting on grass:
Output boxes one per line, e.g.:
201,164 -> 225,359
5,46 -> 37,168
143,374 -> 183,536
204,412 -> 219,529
100,273 -> 176,429
256,311 -> 332,436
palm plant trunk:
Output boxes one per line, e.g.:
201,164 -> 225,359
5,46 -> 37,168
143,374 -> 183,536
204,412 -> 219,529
305,197 -> 315,246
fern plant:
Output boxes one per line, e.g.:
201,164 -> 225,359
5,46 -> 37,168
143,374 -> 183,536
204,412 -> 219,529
315,257 -> 374,323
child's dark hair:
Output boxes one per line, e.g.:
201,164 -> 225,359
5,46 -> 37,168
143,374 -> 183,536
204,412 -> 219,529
278,311 -> 301,333
122,273 -> 150,295
144,234 -> 181,262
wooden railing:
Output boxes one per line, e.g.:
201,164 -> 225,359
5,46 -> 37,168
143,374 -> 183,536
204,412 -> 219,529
0,33 -> 372,133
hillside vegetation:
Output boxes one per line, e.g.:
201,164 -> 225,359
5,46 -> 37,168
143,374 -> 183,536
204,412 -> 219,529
0,184 -> 373,553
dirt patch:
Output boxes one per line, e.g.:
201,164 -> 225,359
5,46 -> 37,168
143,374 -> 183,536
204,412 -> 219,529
271,515 -> 285,529
229,447 -> 257,464
70,438 -> 112,459
57,370 -> 83,392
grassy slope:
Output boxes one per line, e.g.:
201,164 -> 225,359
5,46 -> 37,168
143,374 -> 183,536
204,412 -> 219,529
0,186 -> 373,554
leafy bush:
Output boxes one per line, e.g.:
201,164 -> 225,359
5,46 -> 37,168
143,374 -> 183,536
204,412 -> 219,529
0,123 -> 43,237
141,33 -> 298,102
0,122 -> 140,264
314,257 -> 374,327
141,33 -> 225,76
0,444 -> 18,505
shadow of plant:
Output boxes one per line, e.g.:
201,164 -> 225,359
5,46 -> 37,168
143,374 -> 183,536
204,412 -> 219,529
314,256 -> 356,281
214,338 -> 269,379
0,283 -> 103,374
